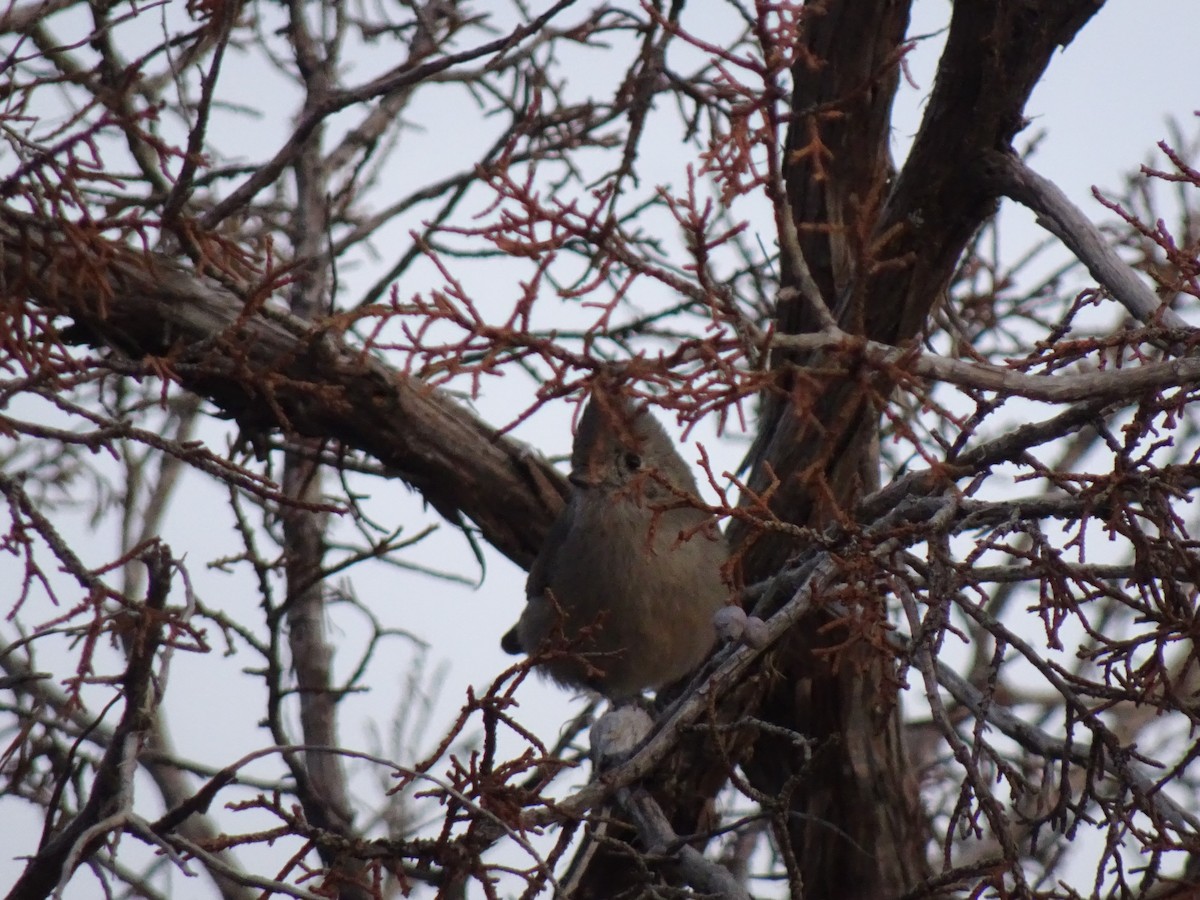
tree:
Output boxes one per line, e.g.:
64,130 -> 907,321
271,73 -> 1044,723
2,1 -> 1198,898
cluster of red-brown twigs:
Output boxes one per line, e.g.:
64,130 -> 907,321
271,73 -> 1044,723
1,1 -> 1200,898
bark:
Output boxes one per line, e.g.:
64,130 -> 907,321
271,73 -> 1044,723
719,3 -> 1107,898
0,1 -> 1111,895
0,211 -> 569,570
5,546 -> 173,900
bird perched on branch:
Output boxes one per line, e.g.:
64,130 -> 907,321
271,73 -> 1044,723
501,391 -> 729,699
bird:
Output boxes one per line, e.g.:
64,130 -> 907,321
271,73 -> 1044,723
501,391 -> 729,700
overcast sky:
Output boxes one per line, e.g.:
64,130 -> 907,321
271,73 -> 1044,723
2,1 -> 1198,895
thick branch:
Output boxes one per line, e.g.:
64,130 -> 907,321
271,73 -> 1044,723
986,150 -> 1189,331
0,211 -> 567,568
621,788 -> 751,900
736,0 -> 1107,558
765,328 -> 1200,403
715,4 -> 1108,900
6,545 -> 173,900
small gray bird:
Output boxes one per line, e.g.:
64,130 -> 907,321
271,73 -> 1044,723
501,392 -> 728,699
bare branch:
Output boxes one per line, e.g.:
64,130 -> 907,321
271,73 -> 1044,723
987,151 -> 1189,331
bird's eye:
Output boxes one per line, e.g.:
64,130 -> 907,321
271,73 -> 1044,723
623,452 -> 642,471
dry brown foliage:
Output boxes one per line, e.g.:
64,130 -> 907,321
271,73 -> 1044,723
1,2 -> 1198,899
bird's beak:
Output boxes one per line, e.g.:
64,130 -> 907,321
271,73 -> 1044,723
569,442 -> 609,488
568,455 -> 602,488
